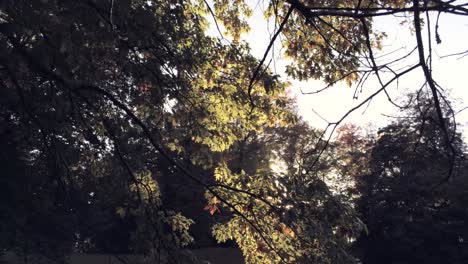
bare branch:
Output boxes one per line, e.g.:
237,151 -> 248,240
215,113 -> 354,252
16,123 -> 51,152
248,5 -> 293,107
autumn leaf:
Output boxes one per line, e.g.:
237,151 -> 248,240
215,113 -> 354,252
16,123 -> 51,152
282,226 -> 295,238
203,204 -> 220,215
204,196 -> 221,215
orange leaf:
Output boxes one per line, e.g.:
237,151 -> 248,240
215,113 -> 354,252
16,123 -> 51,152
203,204 -> 220,215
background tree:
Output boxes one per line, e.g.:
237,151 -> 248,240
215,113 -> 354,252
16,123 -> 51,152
350,95 -> 468,263
208,120 -> 365,263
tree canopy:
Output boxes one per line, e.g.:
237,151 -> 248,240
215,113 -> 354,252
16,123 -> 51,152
1,0 -> 468,263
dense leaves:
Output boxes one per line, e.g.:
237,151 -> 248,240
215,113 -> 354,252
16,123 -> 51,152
352,97 -> 468,264
0,0 -> 292,261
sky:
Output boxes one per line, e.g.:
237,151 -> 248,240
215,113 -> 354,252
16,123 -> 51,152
206,1 -> 468,140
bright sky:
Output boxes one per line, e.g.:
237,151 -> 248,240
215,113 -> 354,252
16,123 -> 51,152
207,2 -> 468,140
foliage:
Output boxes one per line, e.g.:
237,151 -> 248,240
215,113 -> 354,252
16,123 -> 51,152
0,0 -> 296,262
348,96 -> 468,263
207,122 -> 363,263
1,0 -> 468,264
211,0 -> 408,84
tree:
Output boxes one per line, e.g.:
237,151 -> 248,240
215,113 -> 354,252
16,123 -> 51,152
1,1 -> 468,263
351,95 -> 468,263
207,120 -> 365,263
0,0 -> 306,262
210,0 -> 467,182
